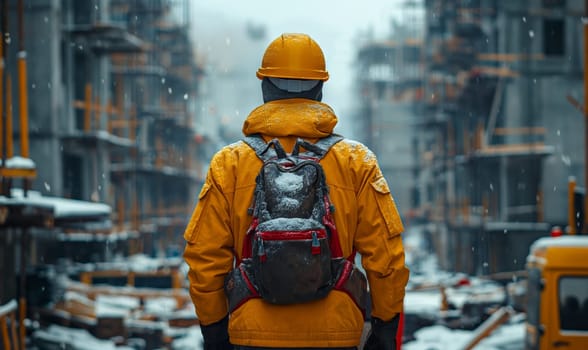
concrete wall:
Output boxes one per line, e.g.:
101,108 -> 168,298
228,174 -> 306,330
499,0 -> 585,226
541,77 -> 584,225
0,229 -> 18,302
372,102 -> 419,216
6,0 -> 64,195
450,226 -> 549,275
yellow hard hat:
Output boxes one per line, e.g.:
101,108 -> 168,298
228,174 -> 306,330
256,33 -> 329,81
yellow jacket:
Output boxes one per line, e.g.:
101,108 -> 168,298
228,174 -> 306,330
183,98 -> 409,348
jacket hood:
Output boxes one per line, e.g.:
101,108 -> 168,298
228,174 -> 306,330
242,98 -> 338,138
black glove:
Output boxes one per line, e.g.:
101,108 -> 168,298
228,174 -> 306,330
364,314 -> 400,350
200,315 -> 233,350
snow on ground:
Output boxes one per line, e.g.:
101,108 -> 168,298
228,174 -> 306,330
31,224 -> 525,349
172,327 -> 204,350
401,225 -> 526,349
33,324 -> 131,350
403,321 -> 525,350
95,295 -> 140,317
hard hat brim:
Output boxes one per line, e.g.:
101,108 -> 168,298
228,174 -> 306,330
256,68 -> 329,81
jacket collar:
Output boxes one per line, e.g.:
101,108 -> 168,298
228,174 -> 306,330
242,98 -> 338,138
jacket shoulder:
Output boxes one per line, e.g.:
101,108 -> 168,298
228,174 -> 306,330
207,140 -> 260,189
333,138 -> 369,151
212,140 -> 253,161
330,138 -> 378,166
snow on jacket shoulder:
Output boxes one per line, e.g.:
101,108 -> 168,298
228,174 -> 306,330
183,99 -> 409,348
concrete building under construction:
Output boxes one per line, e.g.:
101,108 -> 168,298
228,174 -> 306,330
355,0 -> 587,276
353,2 -> 425,221
2,0 -> 206,259
421,0 -> 585,275
0,1 -> 208,345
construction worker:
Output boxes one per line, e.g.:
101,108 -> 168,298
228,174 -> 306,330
183,33 -> 409,350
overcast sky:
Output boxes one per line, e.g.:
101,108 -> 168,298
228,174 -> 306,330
188,1 -> 414,135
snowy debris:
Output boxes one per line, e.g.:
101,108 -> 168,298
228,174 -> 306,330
171,326 -> 204,350
400,224 -> 526,348
403,319 -> 525,350
143,297 -> 178,317
2,156 -> 36,169
0,299 -> 17,316
95,295 -> 140,317
33,324 -> 123,350
3,188 -> 111,218
56,231 -> 139,242
404,290 -> 443,315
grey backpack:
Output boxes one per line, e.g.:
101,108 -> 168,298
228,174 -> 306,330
224,134 -> 368,314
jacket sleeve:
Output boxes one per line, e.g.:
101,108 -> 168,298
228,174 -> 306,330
352,145 -> 410,321
183,153 -> 235,326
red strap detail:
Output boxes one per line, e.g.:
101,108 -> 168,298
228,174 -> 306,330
259,253 -> 267,263
311,246 -> 321,255
241,218 -> 259,259
396,312 -> 404,350
231,295 -> 257,312
333,260 -> 366,317
229,266 -> 261,312
334,260 -> 352,289
348,249 -> 357,262
258,230 -> 326,240
240,265 -> 260,297
323,195 -> 343,258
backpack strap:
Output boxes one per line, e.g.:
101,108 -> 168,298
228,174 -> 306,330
243,134 -> 287,161
243,133 -> 344,161
294,134 -> 343,159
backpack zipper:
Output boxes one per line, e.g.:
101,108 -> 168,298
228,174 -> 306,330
257,236 -> 267,262
311,231 -> 321,255
255,230 -> 325,259
257,230 -> 327,240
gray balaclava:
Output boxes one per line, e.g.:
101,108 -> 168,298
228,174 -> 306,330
262,77 -> 324,103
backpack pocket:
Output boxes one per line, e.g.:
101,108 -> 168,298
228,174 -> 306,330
252,228 -> 334,304
224,260 -> 259,313
183,182 -> 211,242
333,258 -> 369,318
371,176 -> 404,239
